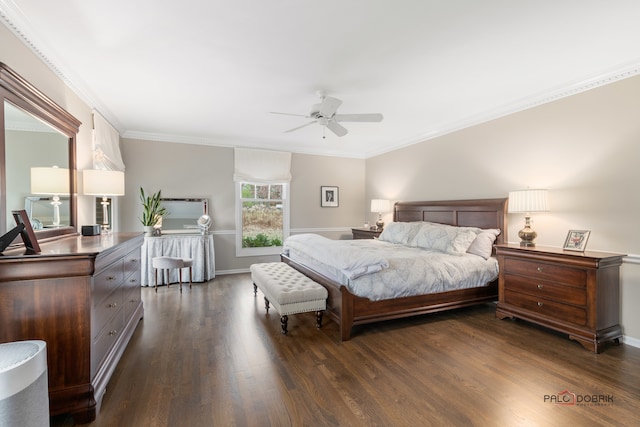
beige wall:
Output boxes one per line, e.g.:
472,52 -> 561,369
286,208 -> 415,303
120,138 -> 365,272
365,75 -> 640,343
1,23 -> 96,226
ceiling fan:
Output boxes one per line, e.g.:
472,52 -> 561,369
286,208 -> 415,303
270,91 -> 383,137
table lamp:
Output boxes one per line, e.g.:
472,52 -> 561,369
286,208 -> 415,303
83,169 -> 125,233
371,199 -> 391,230
30,166 -> 69,227
508,189 -> 549,247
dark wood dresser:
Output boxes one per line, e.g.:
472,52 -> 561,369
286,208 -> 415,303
0,232 -> 144,423
351,228 -> 382,239
495,243 -> 625,353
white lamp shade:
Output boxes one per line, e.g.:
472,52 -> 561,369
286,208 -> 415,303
83,169 -> 125,196
30,167 -> 69,195
371,199 -> 391,213
508,189 -> 549,213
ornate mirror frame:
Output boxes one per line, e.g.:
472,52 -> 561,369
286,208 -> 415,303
0,62 -> 81,240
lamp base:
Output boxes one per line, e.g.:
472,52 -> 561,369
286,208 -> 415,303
518,215 -> 537,247
375,213 -> 384,231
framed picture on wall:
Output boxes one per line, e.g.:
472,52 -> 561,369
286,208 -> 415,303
321,186 -> 339,207
563,230 -> 590,252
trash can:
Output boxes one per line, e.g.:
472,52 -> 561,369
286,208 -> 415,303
0,340 -> 49,427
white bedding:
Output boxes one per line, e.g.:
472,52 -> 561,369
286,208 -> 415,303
283,234 -> 499,301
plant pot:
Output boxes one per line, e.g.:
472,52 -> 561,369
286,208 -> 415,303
143,226 -> 154,237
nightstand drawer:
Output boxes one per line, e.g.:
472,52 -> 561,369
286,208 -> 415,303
504,274 -> 587,306
503,258 -> 586,287
504,289 -> 587,326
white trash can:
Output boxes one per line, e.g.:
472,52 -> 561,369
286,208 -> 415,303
0,340 -> 49,427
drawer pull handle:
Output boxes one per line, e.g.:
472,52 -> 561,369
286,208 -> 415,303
537,284 -> 543,289
537,267 -> 543,272
107,276 -> 116,281
108,302 -> 118,308
129,278 -> 138,283
130,299 -> 138,303
108,330 -> 118,336
537,302 -> 544,307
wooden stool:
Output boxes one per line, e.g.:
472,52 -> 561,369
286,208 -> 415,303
152,256 -> 193,293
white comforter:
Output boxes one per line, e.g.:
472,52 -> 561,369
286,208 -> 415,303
284,233 -> 389,279
283,234 -> 499,301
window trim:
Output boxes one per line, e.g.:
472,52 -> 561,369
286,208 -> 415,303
235,181 -> 290,257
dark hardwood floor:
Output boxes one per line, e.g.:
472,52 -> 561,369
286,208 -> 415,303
53,273 -> 640,426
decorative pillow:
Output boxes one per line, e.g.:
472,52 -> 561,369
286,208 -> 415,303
377,222 -> 421,245
466,229 -> 501,260
409,222 -> 480,255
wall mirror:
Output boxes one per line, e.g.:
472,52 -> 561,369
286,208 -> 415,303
1,63 -> 81,240
160,198 -> 208,232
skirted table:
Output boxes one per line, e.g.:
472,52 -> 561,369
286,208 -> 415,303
141,233 -> 215,286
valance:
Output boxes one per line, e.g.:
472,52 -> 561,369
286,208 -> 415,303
233,148 -> 291,184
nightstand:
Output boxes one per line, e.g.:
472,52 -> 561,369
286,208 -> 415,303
351,228 -> 382,239
495,244 -> 625,353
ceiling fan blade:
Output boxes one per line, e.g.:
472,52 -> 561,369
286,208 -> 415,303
269,111 -> 309,118
284,121 -> 316,133
326,120 -> 348,137
334,113 -> 384,122
319,96 -> 342,117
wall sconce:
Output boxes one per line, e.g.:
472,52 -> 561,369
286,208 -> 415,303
83,169 -> 125,233
30,166 -> 69,227
508,189 -> 549,247
371,199 -> 391,230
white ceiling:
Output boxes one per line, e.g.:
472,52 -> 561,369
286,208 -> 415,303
2,1 -> 640,159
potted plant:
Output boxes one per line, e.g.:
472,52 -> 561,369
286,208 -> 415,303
139,187 -> 167,236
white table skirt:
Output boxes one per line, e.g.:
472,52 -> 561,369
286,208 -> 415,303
141,234 -> 215,286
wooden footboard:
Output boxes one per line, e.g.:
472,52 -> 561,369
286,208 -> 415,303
281,254 -> 497,340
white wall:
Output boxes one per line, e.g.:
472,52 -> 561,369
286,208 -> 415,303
365,75 -> 640,344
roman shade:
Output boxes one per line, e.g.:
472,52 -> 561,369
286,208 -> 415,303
92,110 -> 125,171
233,148 -> 291,184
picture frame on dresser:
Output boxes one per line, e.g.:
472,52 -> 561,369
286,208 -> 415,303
321,186 -> 339,207
563,229 -> 590,251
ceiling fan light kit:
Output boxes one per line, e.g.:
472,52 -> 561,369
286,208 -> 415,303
271,91 -> 383,137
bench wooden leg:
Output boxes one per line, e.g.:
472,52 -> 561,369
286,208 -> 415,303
316,311 -> 324,329
264,297 -> 270,313
253,283 -> 257,295
281,315 -> 288,335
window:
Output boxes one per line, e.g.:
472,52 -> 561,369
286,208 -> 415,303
236,182 -> 289,256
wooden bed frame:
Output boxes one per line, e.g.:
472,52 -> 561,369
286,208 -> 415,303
281,198 -> 508,341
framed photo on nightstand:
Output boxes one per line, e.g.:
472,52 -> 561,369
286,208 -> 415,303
563,230 -> 590,251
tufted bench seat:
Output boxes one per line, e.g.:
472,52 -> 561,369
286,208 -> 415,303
250,262 -> 328,335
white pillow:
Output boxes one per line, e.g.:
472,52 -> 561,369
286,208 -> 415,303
377,222 -> 421,245
409,222 -> 480,255
466,229 -> 501,259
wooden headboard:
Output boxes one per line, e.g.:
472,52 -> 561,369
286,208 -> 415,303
393,198 -> 508,245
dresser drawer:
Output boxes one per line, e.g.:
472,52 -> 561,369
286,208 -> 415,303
504,274 -> 587,306
93,285 -> 124,339
504,289 -> 587,326
503,257 -> 586,287
123,249 -> 141,279
93,307 -> 125,373
94,259 -> 124,304
123,284 -> 142,321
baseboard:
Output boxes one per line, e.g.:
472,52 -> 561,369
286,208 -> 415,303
622,335 -> 640,348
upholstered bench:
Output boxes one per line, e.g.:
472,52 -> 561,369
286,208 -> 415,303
250,262 -> 328,335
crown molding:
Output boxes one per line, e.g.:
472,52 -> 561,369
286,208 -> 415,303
365,62 -> 640,159
3,1 -> 640,160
